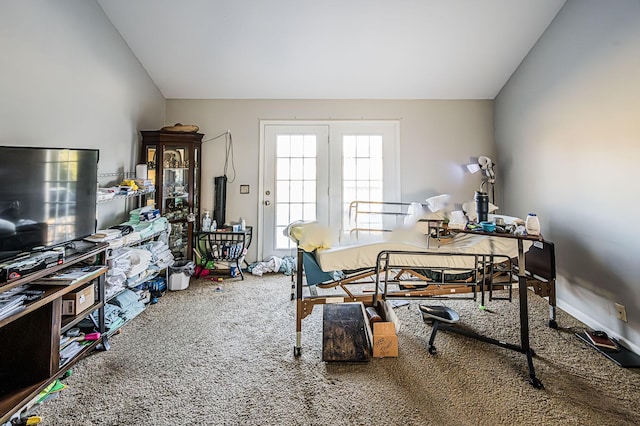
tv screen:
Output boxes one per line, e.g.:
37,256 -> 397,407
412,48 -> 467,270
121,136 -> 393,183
0,146 -> 98,261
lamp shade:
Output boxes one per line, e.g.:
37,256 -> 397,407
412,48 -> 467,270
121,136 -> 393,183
466,163 -> 481,173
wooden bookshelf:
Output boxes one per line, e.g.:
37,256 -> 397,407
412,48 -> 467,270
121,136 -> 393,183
0,243 -> 108,423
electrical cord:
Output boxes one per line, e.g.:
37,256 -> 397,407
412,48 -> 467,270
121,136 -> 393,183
203,130 -> 237,183
224,131 -> 236,183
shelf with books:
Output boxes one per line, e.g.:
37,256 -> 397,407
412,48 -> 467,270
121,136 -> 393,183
30,265 -> 107,286
61,301 -> 104,335
58,331 -> 104,368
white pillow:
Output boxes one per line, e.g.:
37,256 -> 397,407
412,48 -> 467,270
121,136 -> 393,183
404,202 -> 425,225
404,202 -> 446,227
425,194 -> 452,212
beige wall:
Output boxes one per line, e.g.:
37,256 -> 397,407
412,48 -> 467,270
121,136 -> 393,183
496,0 -> 640,351
0,1 -> 165,228
166,99 -> 494,261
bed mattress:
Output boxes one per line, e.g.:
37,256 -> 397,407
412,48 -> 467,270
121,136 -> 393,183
315,232 -> 527,272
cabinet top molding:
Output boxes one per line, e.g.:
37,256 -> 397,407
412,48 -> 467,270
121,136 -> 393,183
140,130 -> 204,141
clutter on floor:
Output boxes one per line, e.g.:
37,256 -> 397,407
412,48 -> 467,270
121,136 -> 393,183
247,255 -> 296,276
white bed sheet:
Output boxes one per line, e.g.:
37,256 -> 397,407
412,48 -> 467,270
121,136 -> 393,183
316,232 -> 527,272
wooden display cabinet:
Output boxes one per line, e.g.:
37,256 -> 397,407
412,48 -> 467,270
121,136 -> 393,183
140,130 -> 204,260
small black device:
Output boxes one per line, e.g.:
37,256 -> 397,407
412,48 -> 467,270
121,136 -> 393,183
214,175 -> 227,226
0,250 -> 65,282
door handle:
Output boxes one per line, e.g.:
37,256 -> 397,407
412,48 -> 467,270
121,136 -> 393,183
264,200 -> 271,206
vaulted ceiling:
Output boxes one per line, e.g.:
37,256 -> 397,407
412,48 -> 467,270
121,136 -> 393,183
97,0 -> 565,99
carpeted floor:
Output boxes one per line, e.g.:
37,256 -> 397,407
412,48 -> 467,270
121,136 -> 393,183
33,273 -> 640,425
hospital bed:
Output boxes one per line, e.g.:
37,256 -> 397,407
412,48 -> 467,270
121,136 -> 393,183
290,222 -> 519,347
289,220 -> 558,386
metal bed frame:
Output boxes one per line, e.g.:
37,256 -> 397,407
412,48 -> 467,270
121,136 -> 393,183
292,247 -> 515,356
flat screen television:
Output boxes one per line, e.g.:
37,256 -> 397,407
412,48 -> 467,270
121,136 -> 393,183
0,146 -> 98,261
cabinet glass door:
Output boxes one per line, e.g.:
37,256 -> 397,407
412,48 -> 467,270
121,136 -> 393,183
162,145 -> 189,221
144,145 -> 157,209
163,145 -> 189,258
193,145 -> 200,225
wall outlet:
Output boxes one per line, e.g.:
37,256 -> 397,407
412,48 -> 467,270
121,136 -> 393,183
615,303 -> 627,322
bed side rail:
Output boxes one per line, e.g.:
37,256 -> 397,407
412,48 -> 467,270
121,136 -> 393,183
373,250 -> 512,304
348,200 -> 423,238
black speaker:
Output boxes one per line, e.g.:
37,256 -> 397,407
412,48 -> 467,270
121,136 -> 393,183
214,175 -> 227,226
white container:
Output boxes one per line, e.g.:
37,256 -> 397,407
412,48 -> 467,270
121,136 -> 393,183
169,271 -> 190,291
525,213 -> 541,236
202,211 -> 212,231
135,164 -> 148,180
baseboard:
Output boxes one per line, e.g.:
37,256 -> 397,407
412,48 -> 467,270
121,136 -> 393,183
557,300 -> 640,357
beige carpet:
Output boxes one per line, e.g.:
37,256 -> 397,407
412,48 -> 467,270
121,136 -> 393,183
32,273 -> 640,425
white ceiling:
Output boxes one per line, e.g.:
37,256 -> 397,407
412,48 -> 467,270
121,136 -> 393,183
97,0 -> 565,100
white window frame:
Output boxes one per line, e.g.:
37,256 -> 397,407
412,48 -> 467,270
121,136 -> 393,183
258,119 -> 400,259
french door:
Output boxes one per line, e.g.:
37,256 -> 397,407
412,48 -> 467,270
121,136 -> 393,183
259,120 -> 399,259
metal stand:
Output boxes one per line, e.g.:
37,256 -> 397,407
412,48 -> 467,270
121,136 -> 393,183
423,236 -> 543,389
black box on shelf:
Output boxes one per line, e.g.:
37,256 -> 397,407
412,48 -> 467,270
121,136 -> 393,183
0,250 -> 64,282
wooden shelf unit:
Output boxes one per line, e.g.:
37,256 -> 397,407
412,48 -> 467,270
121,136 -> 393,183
0,243 -> 108,424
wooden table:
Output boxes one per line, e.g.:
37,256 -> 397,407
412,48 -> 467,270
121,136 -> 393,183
448,228 -> 545,388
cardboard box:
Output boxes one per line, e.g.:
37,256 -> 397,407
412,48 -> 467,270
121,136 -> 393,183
372,321 -> 398,358
62,283 -> 94,316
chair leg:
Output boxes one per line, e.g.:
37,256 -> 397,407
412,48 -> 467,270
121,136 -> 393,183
428,320 -> 441,354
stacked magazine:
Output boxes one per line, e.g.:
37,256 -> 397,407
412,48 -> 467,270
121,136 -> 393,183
30,265 -> 105,285
0,285 -> 45,321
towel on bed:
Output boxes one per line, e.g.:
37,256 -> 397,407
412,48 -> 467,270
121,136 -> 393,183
286,221 -> 336,252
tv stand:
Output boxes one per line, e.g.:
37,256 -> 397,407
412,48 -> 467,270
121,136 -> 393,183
0,242 -> 108,423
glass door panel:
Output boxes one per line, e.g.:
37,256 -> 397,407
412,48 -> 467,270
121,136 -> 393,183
162,146 -> 189,221
144,145 -> 157,208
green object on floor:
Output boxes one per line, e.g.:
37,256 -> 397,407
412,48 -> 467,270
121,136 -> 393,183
36,379 -> 67,403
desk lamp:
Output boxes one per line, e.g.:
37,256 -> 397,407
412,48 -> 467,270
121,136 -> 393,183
466,156 -> 495,199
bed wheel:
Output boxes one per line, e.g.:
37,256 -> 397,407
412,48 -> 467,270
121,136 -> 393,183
294,346 -> 301,357
428,345 -> 437,355
549,319 -> 558,329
